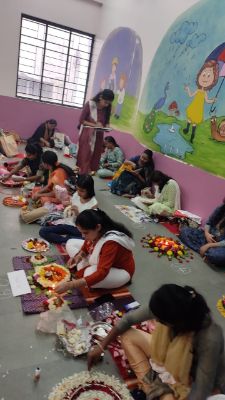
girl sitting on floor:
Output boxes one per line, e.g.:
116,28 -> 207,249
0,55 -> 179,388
32,151 -> 75,205
39,174 -> 97,244
2,143 -> 43,183
179,198 -> 225,267
110,149 -> 154,197
97,136 -> 124,178
132,170 -> 180,217
55,209 -> 135,291
87,284 -> 225,400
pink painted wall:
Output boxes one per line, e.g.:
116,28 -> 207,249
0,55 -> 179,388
0,94 -> 224,222
111,130 -> 225,223
0,95 -> 81,141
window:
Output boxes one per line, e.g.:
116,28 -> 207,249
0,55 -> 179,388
16,15 -> 94,108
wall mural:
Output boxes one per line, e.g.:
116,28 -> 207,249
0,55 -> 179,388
136,0 -> 225,178
92,27 -> 143,132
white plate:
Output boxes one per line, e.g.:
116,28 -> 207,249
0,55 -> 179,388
22,238 -> 50,253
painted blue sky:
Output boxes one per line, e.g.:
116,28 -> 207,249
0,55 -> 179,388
92,27 -> 142,98
139,0 -> 225,118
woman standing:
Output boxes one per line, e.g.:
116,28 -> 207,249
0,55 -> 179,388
76,89 -> 114,174
97,136 -> 124,178
87,284 -> 225,399
55,209 -> 135,290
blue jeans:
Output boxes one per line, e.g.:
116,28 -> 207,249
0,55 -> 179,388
39,224 -> 82,244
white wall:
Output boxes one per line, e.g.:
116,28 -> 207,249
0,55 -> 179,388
0,0 -> 102,97
96,0 -> 200,95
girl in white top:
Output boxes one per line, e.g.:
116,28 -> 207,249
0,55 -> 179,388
39,175 -> 97,244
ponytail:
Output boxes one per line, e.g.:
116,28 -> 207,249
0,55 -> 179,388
76,209 -> 133,238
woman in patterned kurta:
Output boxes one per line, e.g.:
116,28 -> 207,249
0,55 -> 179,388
179,201 -> 225,267
132,170 -> 180,216
97,136 -> 124,178
76,90 -> 114,174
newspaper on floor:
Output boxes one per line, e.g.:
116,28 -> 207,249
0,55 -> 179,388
114,205 -> 153,223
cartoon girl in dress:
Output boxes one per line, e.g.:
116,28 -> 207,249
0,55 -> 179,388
183,60 -> 219,143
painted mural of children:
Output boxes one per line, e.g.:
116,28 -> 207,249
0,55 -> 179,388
114,73 -> 127,119
108,57 -> 119,93
183,60 -> 219,143
211,116 -> 225,141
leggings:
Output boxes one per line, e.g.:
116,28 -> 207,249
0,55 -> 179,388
39,224 -> 82,244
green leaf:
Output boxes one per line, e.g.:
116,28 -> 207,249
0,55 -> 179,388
35,287 -> 42,295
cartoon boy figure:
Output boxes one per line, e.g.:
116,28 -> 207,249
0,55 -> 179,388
183,60 -> 219,143
114,73 -> 127,119
108,57 -> 119,93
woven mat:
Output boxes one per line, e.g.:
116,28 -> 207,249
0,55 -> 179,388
12,255 -> 87,314
81,285 -> 132,305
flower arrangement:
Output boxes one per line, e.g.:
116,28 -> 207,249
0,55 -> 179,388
33,263 -> 71,288
43,296 -> 67,311
216,295 -> 225,318
30,253 -> 48,266
141,234 -> 192,261
48,371 -> 132,400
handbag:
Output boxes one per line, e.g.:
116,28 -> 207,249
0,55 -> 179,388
0,133 -> 18,157
20,206 -> 49,224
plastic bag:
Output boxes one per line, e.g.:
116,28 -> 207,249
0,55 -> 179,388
54,185 -> 70,203
36,304 -> 76,334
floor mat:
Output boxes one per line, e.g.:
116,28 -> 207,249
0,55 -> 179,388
12,255 -> 87,314
81,285 -> 132,305
160,221 -> 180,235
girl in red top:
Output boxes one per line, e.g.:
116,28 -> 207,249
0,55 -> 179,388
55,209 -> 135,291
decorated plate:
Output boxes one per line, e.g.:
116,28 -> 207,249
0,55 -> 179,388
48,371 -> 132,400
57,320 -> 91,357
0,179 -> 23,187
22,238 -> 50,253
3,196 -> 28,207
34,263 -> 70,288
30,253 -> 48,265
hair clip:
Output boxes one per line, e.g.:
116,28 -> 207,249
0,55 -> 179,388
189,290 -> 196,298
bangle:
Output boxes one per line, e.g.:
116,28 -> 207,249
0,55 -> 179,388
96,342 -> 105,353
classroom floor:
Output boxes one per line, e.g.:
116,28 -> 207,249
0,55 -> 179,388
0,151 -> 225,399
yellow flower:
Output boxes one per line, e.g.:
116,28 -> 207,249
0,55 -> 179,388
167,250 -> 173,256
177,250 -> 183,256
154,247 -> 159,251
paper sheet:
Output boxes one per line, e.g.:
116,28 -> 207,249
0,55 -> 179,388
7,270 -> 31,297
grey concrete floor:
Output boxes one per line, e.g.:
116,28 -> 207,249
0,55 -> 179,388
0,151 -> 225,399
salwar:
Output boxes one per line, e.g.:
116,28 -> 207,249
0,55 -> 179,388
97,168 -> 114,178
66,238 -> 84,257
66,239 -> 131,289
131,196 -> 154,212
120,328 -> 152,393
76,127 -> 103,173
39,224 -> 82,244
80,264 -> 131,289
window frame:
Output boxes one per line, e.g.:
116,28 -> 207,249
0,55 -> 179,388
16,14 -> 95,108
